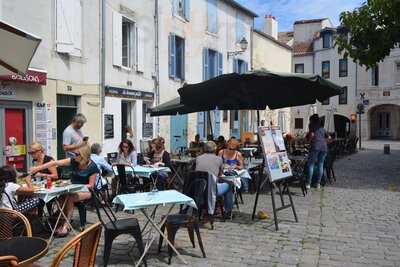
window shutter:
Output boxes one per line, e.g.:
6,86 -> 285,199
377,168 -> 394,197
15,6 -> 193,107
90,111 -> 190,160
243,61 -> 248,73
136,26 -> 145,72
214,110 -> 220,138
236,13 -> 244,42
197,112 -> 205,139
233,59 -> 238,73
112,11 -> 122,67
70,0 -> 82,56
207,0 -> 217,33
172,0 -> 178,15
181,38 -> 185,79
184,0 -> 190,20
217,52 -> 223,75
203,48 -> 209,81
169,34 -> 176,77
56,0 -> 74,53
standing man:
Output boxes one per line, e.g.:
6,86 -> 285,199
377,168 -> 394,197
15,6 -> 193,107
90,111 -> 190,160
63,113 -> 88,158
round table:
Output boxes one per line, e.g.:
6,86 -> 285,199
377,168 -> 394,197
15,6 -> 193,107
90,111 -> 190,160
0,237 -> 48,266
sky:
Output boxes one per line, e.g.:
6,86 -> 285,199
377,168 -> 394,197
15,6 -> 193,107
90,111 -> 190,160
236,0 -> 364,32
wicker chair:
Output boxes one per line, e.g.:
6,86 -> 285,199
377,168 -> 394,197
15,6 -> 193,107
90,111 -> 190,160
0,256 -> 19,267
51,222 -> 102,267
0,208 -> 32,239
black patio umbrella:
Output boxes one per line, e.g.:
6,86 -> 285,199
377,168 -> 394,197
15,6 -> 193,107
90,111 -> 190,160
177,70 -> 343,111
148,97 -> 196,116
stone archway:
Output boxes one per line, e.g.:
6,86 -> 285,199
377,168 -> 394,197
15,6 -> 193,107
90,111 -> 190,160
368,104 -> 400,140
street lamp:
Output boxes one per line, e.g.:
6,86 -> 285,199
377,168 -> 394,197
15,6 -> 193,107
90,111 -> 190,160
227,37 -> 248,59
357,93 -> 365,150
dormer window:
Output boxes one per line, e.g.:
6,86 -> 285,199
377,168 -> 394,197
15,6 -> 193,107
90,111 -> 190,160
322,32 -> 332,49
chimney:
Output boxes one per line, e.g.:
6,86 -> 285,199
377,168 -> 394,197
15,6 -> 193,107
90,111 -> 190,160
263,15 -> 278,40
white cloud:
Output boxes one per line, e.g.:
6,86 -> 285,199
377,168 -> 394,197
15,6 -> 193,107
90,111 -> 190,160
236,0 -> 363,31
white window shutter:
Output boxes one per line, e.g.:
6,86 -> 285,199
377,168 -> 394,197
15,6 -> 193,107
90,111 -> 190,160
56,0 -> 74,53
112,11 -> 122,67
136,26 -> 145,72
71,0 -> 82,57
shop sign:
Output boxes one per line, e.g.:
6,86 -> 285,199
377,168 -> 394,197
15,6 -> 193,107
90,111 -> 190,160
143,123 -> 153,138
104,114 -> 114,139
0,87 -> 16,99
105,86 -> 154,101
0,68 -> 47,85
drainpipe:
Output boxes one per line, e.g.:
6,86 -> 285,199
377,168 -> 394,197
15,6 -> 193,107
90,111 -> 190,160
154,0 -> 160,136
100,0 -> 106,143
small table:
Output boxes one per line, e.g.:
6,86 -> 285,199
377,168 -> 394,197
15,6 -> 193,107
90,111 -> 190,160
0,236 -> 48,266
34,183 -> 86,243
113,190 -> 196,267
112,165 -> 171,179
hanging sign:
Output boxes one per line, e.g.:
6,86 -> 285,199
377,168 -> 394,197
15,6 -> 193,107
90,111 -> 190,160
258,126 -> 292,182
35,102 -> 52,154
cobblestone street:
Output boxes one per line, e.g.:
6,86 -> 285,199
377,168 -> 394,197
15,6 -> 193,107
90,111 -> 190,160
38,141 -> 400,267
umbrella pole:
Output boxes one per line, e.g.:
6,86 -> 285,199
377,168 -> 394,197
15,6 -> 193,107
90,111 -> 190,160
207,111 -> 213,138
257,110 -> 260,126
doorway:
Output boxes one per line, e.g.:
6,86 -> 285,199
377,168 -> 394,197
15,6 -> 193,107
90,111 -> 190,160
0,101 -> 32,171
170,114 -> 188,153
57,95 -> 78,159
369,104 -> 400,140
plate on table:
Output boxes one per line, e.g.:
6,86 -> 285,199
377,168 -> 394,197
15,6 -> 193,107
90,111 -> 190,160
54,180 -> 71,187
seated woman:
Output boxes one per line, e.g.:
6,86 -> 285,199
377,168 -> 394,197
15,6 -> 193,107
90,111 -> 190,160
196,141 -> 234,219
0,165 -> 42,214
218,138 -> 250,192
90,143 -> 113,190
30,145 -> 99,236
146,138 -> 171,189
116,139 -> 137,167
29,142 -> 58,181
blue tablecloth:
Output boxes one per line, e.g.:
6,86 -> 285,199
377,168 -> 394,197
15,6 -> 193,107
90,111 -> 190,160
113,190 -> 197,211
112,165 -> 171,178
34,184 -> 86,203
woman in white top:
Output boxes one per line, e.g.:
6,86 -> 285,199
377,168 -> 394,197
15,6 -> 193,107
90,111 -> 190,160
0,165 -> 41,213
116,139 -> 137,166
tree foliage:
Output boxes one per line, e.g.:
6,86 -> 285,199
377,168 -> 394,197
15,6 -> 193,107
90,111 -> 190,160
336,0 -> 400,68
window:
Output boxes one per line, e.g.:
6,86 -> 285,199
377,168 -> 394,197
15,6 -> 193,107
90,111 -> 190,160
173,0 -> 190,21
56,0 -> 82,56
322,32 -> 331,48
233,59 -> 248,74
371,65 -> 379,86
396,62 -> 400,85
169,34 -> 185,80
339,86 -> 347,105
223,110 -> 228,122
236,12 -> 245,42
322,61 -> 330,79
294,118 -> 303,129
207,0 -> 217,33
339,58 -> 348,77
295,64 -> 304,73
203,48 -> 223,80
122,18 -> 134,68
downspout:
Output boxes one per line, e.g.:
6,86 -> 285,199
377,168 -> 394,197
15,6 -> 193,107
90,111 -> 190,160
154,0 -> 160,136
100,0 -> 106,142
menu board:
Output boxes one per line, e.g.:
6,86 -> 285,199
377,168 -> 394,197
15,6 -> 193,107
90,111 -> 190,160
258,126 -> 292,182
35,102 -> 52,155
104,114 -> 114,139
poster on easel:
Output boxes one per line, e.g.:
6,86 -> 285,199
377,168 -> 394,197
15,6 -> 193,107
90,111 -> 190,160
258,126 -> 292,182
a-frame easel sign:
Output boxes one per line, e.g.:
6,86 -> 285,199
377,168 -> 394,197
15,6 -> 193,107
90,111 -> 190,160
252,126 -> 298,231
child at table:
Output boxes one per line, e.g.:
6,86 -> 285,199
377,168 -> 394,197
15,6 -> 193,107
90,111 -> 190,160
0,165 -> 42,214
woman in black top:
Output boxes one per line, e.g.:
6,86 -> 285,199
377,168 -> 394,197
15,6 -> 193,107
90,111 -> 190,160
30,144 -> 99,236
29,142 -> 58,180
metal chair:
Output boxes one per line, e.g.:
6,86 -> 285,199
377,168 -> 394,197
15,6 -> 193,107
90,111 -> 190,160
51,222 -> 102,267
90,189 -> 146,267
0,208 -> 32,239
0,256 -> 18,267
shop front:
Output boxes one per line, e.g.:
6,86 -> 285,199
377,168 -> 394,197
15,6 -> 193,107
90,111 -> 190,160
103,86 -> 154,155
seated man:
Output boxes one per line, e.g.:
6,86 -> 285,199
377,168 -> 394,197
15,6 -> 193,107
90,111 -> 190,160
195,141 -> 233,219
189,134 -> 204,157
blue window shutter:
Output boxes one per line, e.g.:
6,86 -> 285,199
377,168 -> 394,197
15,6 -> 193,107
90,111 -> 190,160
181,38 -> 185,79
214,110 -> 220,138
169,34 -> 176,77
233,58 -> 238,73
172,0 -> 178,15
242,61 -> 248,73
236,13 -> 244,42
197,112 -> 205,139
217,52 -> 223,76
184,0 -> 190,20
207,0 -> 217,33
203,48 -> 209,81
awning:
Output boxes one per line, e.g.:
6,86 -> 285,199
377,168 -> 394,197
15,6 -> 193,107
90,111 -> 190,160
0,68 -> 47,85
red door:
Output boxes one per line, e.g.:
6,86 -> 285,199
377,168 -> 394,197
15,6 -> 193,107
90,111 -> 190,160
5,108 -> 27,170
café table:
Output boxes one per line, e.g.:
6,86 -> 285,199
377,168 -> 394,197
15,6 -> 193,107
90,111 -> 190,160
170,157 -> 195,187
112,165 -> 171,179
34,183 -> 86,243
113,190 -> 196,267
0,236 -> 48,266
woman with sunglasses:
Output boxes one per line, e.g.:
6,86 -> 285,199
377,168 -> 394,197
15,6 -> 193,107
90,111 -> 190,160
116,139 -> 137,166
29,144 -> 99,236
29,142 -> 58,180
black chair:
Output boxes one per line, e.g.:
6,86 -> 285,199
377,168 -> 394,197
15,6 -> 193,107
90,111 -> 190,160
90,189 -> 146,267
158,175 -> 206,264
114,164 -> 144,195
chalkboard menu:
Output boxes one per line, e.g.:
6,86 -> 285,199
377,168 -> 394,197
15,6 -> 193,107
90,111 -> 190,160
104,114 -> 114,139
143,123 -> 153,138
